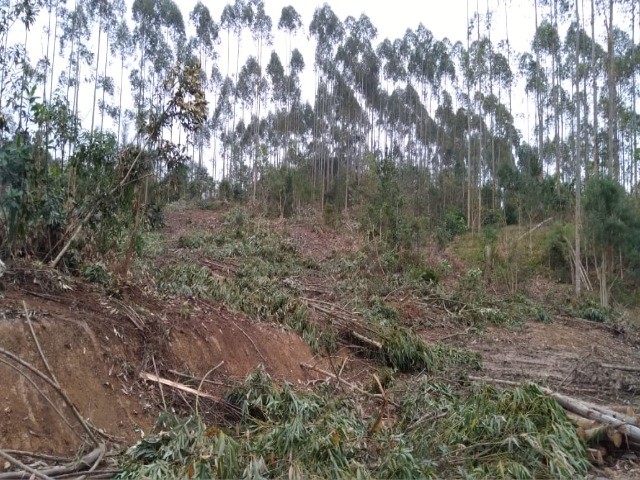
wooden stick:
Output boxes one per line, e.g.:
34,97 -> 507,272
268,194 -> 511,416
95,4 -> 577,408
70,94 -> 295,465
1,451 -> 72,464
140,372 -> 222,402
516,217 -> 553,241
23,301 -> 59,387
351,331 -> 382,350
196,361 -> 225,416
152,355 -> 166,411
167,367 -> 229,386
367,374 -> 388,436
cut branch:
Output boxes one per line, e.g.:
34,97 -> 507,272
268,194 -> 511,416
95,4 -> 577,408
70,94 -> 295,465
140,372 -> 222,403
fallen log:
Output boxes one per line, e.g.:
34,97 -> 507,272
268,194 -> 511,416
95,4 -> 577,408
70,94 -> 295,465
584,425 -> 623,448
550,391 -> 640,444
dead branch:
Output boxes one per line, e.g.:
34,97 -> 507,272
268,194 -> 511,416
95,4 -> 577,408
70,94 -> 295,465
300,363 -> 383,400
0,445 -> 105,480
407,410 -> 449,432
228,318 -> 267,364
367,374 -> 388,436
23,302 -> 59,387
0,450 -> 53,480
140,372 -> 222,403
516,217 -> 553,242
558,352 -> 592,388
196,361 -> 226,416
152,355 -> 166,411
1,452 -> 71,464
351,331 -> 382,350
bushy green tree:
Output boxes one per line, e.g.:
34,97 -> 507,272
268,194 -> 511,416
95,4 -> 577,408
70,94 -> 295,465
583,177 -> 640,307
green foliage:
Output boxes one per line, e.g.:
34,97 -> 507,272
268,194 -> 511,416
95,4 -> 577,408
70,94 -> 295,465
361,297 -> 480,372
82,262 -> 111,286
362,157 -> 409,248
120,371 -> 589,480
401,380 -> 590,478
382,330 -> 480,373
117,414 -> 240,480
323,202 -> 338,228
567,298 -> 614,324
436,209 -> 468,246
154,263 -> 222,299
545,222 -> 573,280
261,166 -> 294,217
456,267 -> 485,303
177,231 -> 215,249
583,177 -> 640,257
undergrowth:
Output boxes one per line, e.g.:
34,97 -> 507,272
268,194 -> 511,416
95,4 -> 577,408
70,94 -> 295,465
118,369 -> 590,479
153,209 -> 479,371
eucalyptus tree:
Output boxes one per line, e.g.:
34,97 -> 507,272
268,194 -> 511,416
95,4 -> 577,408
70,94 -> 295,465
266,50 -> 286,163
605,0 -> 617,179
86,0 -> 125,132
41,0 -> 67,112
212,76 -> 234,178
0,0 -> 40,134
189,2 -> 219,169
220,1 -> 241,179
277,5 -> 302,155
236,55 -> 267,197
57,0 -> 91,153
309,4 -> 345,207
519,52 -> 547,177
112,20 -> 133,145
189,1 -> 218,73
376,36 -> 408,154
131,0 -> 185,139
246,0 -> 272,201
335,13 -> 379,209
572,0 -> 582,296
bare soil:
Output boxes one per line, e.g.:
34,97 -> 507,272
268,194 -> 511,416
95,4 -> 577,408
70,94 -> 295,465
0,265 -> 316,454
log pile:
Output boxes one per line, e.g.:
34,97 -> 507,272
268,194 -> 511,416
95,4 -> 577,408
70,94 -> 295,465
470,376 -> 640,464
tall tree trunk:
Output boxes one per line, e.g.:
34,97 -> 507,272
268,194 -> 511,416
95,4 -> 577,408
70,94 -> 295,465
607,0 -> 616,179
117,52 -> 124,145
633,0 -> 638,197
100,33 -> 109,133
591,0 -> 599,177
574,0 -> 582,298
534,0 -> 544,180
91,18 -> 102,132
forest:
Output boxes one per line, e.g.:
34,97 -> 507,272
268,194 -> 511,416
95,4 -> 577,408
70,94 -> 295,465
1,0 -> 640,478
